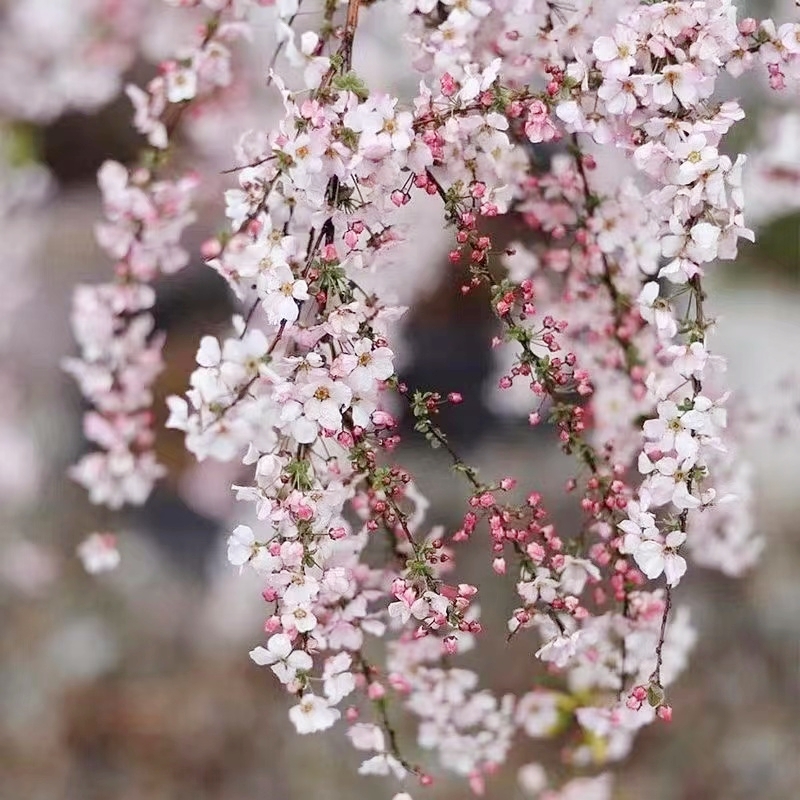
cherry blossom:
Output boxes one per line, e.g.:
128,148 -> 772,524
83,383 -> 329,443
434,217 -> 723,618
289,694 -> 340,734
76,533 -> 121,574
60,0 -> 800,796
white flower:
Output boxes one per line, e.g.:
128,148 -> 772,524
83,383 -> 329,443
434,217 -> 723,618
281,602 -> 318,633
673,133 -> 720,185
681,395 -> 726,439
77,533 -> 120,574
516,691 -> 561,737
641,457 -> 700,509
687,221 -> 721,263
517,568 -> 559,605
259,264 -> 309,324
289,694 -> 340,734
597,66 -> 641,116
301,378 -> 352,433
637,282 -> 677,340
250,633 -> 313,684
165,66 -> 198,103
642,400 -> 699,463
535,630 -> 583,668
387,594 -> 429,625
458,58 -> 500,102
558,557 -> 601,596
346,339 -> 394,392
165,396 -> 188,430
618,504 -> 658,556
226,524 -> 258,566
631,531 -> 687,586
345,712 -> 407,776
667,342 -> 722,380
254,453 -> 282,489
518,763 -> 548,795
285,29 -> 331,89
322,652 -> 356,703
653,64 -> 703,108
347,723 -> 385,750
196,335 -> 222,367
592,26 -> 639,71
358,753 -> 406,779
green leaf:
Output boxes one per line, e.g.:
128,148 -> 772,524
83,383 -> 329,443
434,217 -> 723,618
333,71 -> 370,101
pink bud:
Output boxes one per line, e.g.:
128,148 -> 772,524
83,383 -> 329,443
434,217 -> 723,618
371,410 -> 396,428
440,73 -> 457,97
738,17 -> 757,35
389,672 -> 411,693
469,771 -> 486,795
200,238 -> 221,259
336,431 -> 354,448
264,615 -> 281,633
442,636 -> 458,655
367,682 -> 386,700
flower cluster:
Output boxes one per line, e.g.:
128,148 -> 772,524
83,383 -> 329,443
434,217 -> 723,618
0,0 -> 151,122
65,4 -> 251,519
66,0 -> 800,798
63,162 -> 198,509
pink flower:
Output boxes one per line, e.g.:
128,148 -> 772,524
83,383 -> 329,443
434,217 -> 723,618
524,100 -> 558,144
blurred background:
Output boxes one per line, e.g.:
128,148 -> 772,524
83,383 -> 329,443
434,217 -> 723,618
0,1 -> 798,799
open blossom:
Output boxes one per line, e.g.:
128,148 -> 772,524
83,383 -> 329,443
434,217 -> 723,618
672,133 -> 720,184
592,26 -> 639,71
653,63 -> 705,107
642,401 -> 700,463
289,694 -> 340,734
343,339 -> 394,392
637,282 -> 676,339
227,524 -> 260,567
516,691 -> 561,737
535,631 -> 583,669
250,633 -> 313,684
281,602 -> 318,634
260,264 -> 310,324
322,653 -> 356,703
625,531 -> 688,586
524,100 -> 558,144
284,29 -> 331,90
164,63 -> 198,103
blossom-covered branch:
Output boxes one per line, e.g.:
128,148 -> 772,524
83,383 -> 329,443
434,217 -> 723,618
66,0 -> 800,797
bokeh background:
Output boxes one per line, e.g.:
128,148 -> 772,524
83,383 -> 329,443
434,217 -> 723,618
1,1 -> 798,798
